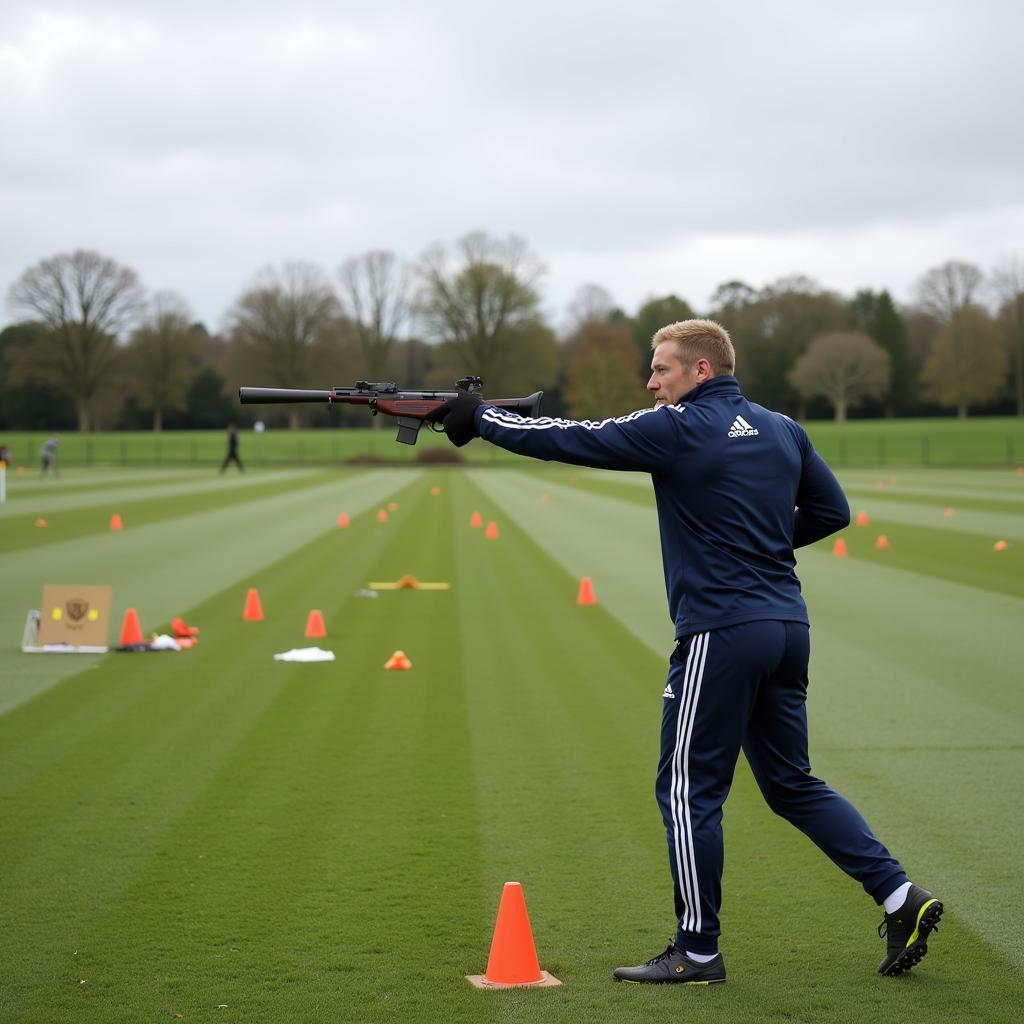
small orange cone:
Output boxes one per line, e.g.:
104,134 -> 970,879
466,882 -> 561,989
377,508 -> 389,523
119,607 -> 144,646
35,517 -> 47,528
832,538 -> 848,557
430,485 -> 441,496
17,465 -> 25,476
337,513 -> 350,528
875,534 -> 890,549
485,521 -> 500,540
388,501 -> 399,512
470,510 -> 483,528
304,609 -> 327,638
576,577 -> 597,605
944,507 -> 956,517
1016,467 -> 1023,477
384,650 -> 412,670
109,513 -> 123,531
243,588 -> 264,621
540,493 -> 550,503
855,511 -> 869,527
993,540 -> 1009,551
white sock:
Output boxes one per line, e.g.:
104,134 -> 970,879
883,881 -> 912,915
685,950 -> 717,963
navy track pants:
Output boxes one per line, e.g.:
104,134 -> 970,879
656,620 -> 907,955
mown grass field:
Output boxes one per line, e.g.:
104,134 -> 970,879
4,415 -> 1024,467
1,461 -> 1022,1023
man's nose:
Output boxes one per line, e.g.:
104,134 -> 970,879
647,375 -> 658,390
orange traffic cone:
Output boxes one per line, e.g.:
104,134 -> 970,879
470,510 -> 483,528
832,538 -> 848,557
875,534 -> 890,549
430,485 -> 442,496
854,511 -> 869,527
384,650 -> 412,670
109,513 -> 123,531
337,513 -> 350,528
485,521 -> 500,540
304,609 -> 327,638
119,607 -> 144,646
243,588 -> 264,621
576,577 -> 597,605
466,882 -> 561,989
377,508 -> 389,523
35,517 -> 47,528
994,540 -> 1009,551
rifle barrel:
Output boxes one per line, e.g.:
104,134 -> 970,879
239,387 -> 341,404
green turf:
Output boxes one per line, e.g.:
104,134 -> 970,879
1,466 -> 1022,1023
4,414 -> 1024,469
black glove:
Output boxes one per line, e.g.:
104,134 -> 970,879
426,391 -> 483,447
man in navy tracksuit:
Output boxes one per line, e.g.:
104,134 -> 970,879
428,319 -> 942,984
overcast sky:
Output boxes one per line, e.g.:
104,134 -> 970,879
2,0 -> 1022,333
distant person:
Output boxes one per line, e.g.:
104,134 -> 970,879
220,424 -> 244,473
40,435 -> 59,478
427,319 -> 942,985
0,443 -> 11,466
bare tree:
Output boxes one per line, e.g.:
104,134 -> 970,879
915,260 -> 984,324
992,254 -> 1024,416
788,331 -> 891,423
416,231 -> 545,386
7,249 -> 144,430
126,291 -> 197,431
566,283 -> 616,334
337,251 -> 412,383
920,307 -> 1007,419
226,262 -> 339,429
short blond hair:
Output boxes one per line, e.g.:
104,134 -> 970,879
651,319 -> 735,375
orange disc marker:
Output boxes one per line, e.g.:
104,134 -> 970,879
485,521 -> 500,540
466,882 -> 561,989
854,511 -> 869,527
430,485 -> 441,496
943,508 -> 955,517
119,608 -> 144,646
576,577 -> 597,605
337,513 -> 350,528
388,501 -> 399,512
875,534 -> 890,550
832,538 -> 847,557
243,588 -> 264,621
993,540 -> 1009,552
304,609 -> 327,638
376,508 -> 389,523
109,513 -> 123,531
35,517 -> 47,528
470,510 -> 483,528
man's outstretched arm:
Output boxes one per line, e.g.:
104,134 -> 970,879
428,391 -> 682,473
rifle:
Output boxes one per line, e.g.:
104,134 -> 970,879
238,376 -> 543,445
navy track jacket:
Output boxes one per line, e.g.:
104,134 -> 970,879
475,375 -> 850,638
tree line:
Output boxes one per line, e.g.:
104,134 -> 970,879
2,235 -> 1022,431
